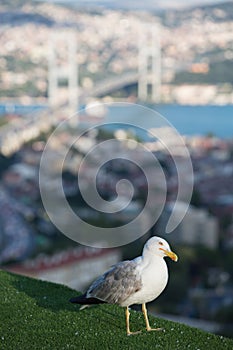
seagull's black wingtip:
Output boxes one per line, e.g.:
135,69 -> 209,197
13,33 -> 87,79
69,295 -> 106,305
69,296 -> 84,303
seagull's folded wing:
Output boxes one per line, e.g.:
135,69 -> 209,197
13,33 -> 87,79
86,260 -> 142,304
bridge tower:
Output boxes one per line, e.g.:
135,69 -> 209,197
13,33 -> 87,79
138,23 -> 161,103
48,29 -> 79,118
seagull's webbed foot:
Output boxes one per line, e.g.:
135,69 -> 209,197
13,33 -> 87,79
146,327 -> 164,332
127,330 -> 142,336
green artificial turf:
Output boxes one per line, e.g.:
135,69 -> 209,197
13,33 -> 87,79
0,270 -> 232,350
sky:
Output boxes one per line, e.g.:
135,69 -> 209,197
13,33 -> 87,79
42,0 -> 229,10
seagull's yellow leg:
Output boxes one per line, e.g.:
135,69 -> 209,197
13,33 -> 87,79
125,307 -> 141,336
142,303 -> 163,332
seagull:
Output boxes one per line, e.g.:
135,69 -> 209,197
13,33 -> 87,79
69,236 -> 178,335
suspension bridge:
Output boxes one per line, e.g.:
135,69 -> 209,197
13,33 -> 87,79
0,23 -> 161,156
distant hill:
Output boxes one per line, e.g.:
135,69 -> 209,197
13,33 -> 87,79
0,11 -> 54,26
1,0 -> 232,23
0,0 -> 33,8
161,1 -> 233,27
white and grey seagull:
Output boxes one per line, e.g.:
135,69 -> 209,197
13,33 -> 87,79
69,236 -> 178,335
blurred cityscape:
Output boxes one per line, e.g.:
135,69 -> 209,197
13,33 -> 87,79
0,0 -> 233,339
0,0 -> 233,105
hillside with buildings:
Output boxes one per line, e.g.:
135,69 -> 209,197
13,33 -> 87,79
0,1 -> 233,104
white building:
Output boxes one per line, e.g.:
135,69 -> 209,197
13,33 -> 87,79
6,246 -> 121,292
157,202 -> 218,249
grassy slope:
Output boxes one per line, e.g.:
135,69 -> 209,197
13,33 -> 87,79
0,270 -> 232,350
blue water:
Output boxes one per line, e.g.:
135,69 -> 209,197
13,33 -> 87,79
1,103 -> 233,139
0,104 -> 48,115
105,104 -> 233,139
156,105 -> 233,139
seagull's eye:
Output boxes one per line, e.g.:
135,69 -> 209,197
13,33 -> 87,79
159,242 -> 163,246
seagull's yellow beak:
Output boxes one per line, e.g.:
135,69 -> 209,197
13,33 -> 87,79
160,248 -> 178,262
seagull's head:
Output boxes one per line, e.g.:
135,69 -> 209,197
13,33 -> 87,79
143,236 -> 178,262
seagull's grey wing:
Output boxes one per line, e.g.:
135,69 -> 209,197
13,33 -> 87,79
86,260 -> 142,304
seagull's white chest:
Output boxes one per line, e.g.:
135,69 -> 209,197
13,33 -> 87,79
140,258 -> 168,300
121,256 -> 169,307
